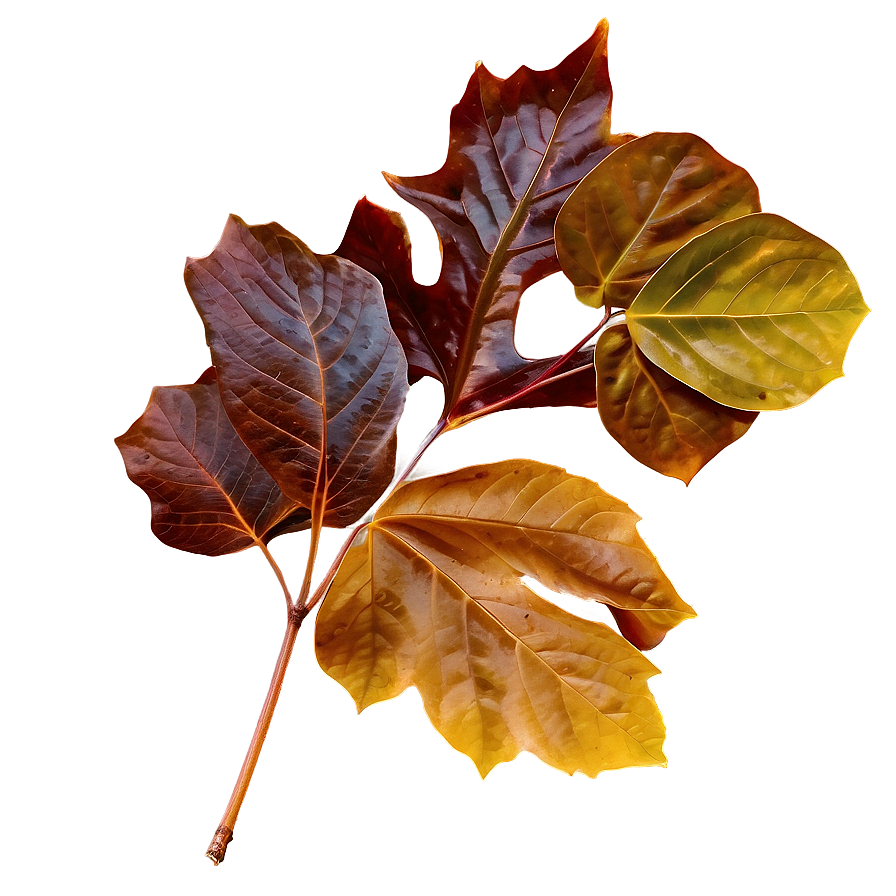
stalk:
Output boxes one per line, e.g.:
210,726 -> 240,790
304,419 -> 447,616
206,608 -> 304,865
447,307 -> 619,428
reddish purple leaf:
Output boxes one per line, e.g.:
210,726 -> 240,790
184,216 -> 408,528
115,370 -> 310,556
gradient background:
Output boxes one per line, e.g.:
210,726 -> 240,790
3,1 -> 890,892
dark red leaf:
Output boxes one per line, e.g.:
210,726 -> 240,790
335,22 -> 628,423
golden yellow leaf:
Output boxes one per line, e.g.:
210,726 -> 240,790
316,460 -> 692,777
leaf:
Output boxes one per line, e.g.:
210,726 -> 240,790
184,215 -> 408,528
626,213 -> 870,410
316,460 -> 687,776
595,326 -> 757,483
335,22 -> 630,423
115,369 -> 310,556
556,132 -> 761,309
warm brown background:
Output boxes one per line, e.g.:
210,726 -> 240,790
3,1 -> 888,893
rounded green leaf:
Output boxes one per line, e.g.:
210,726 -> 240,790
556,132 -> 760,309
626,214 -> 869,410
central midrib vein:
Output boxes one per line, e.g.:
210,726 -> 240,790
448,71 -> 587,410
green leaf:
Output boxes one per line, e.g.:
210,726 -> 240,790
556,132 -> 760,309
316,460 -> 684,777
626,213 -> 869,410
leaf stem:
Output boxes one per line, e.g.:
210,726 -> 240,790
206,412 -> 451,865
394,418 -> 448,488
304,418 -> 448,615
295,513 -> 324,610
303,521 -> 367,614
258,541 -> 292,615
448,306 -> 620,427
205,605 -> 306,865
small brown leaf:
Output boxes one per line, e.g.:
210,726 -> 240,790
185,215 -> 408,528
556,132 -> 761,309
595,326 -> 757,482
115,370 -> 310,556
316,460 -> 692,777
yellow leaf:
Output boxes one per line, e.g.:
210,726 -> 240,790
626,213 -> 869,410
316,460 -> 691,777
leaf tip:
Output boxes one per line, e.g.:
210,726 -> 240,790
474,755 -> 500,780
183,214 -> 247,270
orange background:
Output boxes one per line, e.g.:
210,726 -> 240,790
0,2 -> 896,894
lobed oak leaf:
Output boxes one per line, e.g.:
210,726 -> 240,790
595,326 -> 757,483
115,369 -> 310,556
184,215 -> 408,528
316,460 -> 693,777
335,22 -> 632,424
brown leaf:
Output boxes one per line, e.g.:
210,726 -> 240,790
115,370 -> 310,556
336,23 -> 630,423
184,215 -> 408,528
316,460 -> 682,776
595,326 -> 757,483
556,132 -> 761,309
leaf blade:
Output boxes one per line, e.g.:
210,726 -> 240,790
115,371 -> 310,556
336,24 -> 628,419
316,460 -> 687,777
556,132 -> 761,308
376,460 -> 694,649
316,519 -> 666,777
184,215 -> 408,527
595,325 -> 757,482
626,213 -> 869,410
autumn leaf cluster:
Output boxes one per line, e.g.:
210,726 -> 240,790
115,20 -> 867,861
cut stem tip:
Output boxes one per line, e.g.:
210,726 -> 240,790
206,825 -> 233,865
